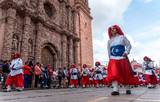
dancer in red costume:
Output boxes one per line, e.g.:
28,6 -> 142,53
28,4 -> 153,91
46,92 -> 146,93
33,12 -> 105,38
143,56 -> 157,88
94,62 -> 103,88
81,64 -> 89,88
106,25 -> 138,95
88,68 -> 94,87
5,52 -> 24,92
69,64 -> 79,88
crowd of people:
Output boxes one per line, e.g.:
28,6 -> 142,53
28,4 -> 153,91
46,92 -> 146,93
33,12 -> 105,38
0,53 -> 160,95
0,53 -> 159,92
0,54 -> 109,92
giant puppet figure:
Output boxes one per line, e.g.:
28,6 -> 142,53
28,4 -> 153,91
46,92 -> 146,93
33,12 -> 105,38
106,25 -> 137,95
5,52 -> 24,92
70,64 -> 79,88
88,67 -> 94,87
94,61 -> 103,88
143,56 -> 157,88
81,64 -> 89,88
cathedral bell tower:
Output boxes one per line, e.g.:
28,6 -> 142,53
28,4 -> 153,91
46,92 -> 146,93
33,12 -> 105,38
74,0 -> 93,67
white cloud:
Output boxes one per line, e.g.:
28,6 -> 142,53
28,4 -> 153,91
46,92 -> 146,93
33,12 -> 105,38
93,32 -> 108,65
89,0 -> 132,20
142,0 -> 153,3
130,25 -> 160,64
89,0 -> 133,38
131,24 -> 160,44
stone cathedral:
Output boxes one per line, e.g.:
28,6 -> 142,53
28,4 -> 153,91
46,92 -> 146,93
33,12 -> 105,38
0,0 -> 93,68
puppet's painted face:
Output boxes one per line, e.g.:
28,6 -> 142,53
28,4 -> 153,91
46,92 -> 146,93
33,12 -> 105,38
14,54 -> 18,59
11,53 -> 15,59
111,27 -> 117,36
83,64 -> 87,68
95,62 -> 100,67
14,53 -> 20,59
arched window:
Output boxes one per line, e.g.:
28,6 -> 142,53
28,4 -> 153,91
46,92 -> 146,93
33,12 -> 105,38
44,2 -> 56,18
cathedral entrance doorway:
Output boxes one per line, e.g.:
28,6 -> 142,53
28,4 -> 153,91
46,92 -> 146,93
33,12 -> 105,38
41,44 -> 57,69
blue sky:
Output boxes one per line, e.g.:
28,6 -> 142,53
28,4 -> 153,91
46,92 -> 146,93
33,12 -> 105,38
89,0 -> 160,65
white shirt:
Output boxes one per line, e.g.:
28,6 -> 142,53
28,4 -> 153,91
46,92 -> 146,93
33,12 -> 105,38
70,68 -> 78,80
95,66 -> 103,80
108,35 -> 131,60
89,71 -> 94,80
82,68 -> 89,76
9,58 -> 23,76
142,61 -> 155,75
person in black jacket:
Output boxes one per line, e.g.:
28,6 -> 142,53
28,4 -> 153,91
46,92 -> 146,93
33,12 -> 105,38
1,60 -> 10,89
57,68 -> 65,88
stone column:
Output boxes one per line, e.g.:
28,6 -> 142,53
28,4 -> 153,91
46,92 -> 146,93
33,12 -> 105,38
61,34 -> 67,67
2,8 -> 16,60
68,37 -> 73,66
34,23 -> 42,63
67,6 -> 72,31
72,10 -> 79,36
60,1 -> 67,29
73,40 -> 78,65
0,8 -> 6,59
21,16 -> 31,62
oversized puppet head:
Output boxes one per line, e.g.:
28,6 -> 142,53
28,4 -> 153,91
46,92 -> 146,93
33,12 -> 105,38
95,61 -> 101,67
11,52 -> 20,59
83,64 -> 87,68
11,52 -> 15,59
47,64 -> 52,69
15,52 -> 20,58
71,64 -> 76,68
89,68 -> 94,72
143,56 -> 152,62
47,64 -> 51,67
108,25 -> 124,39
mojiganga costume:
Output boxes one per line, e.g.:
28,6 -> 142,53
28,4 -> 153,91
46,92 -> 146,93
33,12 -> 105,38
5,52 -> 24,92
143,56 -> 157,88
94,62 -> 103,88
69,64 -> 79,88
81,64 -> 89,88
106,25 -> 139,95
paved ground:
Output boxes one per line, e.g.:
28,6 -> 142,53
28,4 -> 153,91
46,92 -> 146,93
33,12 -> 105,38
0,86 -> 160,102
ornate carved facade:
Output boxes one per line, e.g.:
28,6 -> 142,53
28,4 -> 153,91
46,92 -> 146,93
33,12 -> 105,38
0,0 -> 93,68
